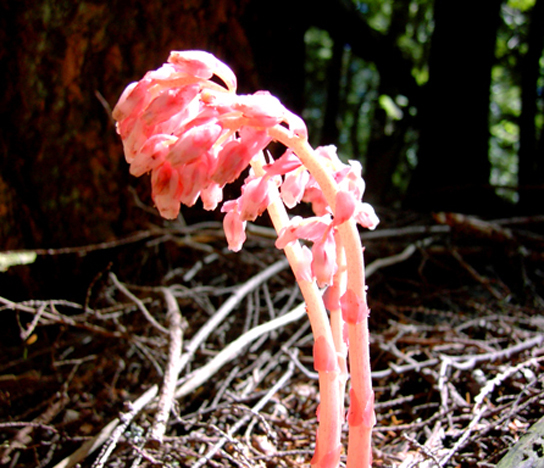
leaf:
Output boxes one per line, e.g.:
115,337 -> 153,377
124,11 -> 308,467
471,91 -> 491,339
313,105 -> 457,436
0,251 -> 37,271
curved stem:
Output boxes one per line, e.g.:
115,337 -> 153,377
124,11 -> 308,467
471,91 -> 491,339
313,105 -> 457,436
268,126 -> 375,468
250,154 -> 342,467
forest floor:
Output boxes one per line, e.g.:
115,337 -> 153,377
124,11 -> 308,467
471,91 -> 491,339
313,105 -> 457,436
1,210 -> 543,468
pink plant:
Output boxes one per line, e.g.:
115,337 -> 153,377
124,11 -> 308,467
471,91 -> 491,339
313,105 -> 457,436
113,50 -> 379,468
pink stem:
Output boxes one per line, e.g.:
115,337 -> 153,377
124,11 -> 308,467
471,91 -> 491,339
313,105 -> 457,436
251,155 -> 342,467
328,231 -> 348,409
268,127 -> 375,468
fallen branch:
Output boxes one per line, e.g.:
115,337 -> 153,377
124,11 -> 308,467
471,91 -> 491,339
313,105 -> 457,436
191,360 -> 296,468
438,355 -> 544,466
176,258 -> 289,375
52,386 -> 158,468
109,272 -> 169,335
147,287 -> 184,446
51,301 -> 305,468
174,302 -> 306,399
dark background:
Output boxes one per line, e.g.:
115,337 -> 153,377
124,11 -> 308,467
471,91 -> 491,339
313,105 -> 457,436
0,0 -> 543,296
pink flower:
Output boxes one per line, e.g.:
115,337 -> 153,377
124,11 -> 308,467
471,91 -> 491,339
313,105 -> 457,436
167,50 -> 237,92
113,79 -> 151,124
276,215 -> 337,287
311,228 -> 337,287
302,185 -> 330,216
294,245 -> 314,282
221,201 -> 247,252
200,182 -> 223,211
212,128 -> 271,186
211,140 -> 253,186
354,202 -> 379,230
151,161 -> 182,219
281,168 -> 310,209
316,145 -> 343,167
141,85 -> 200,127
113,49 -> 379,268
129,134 -> 174,177
167,122 -> 222,167
178,157 -> 210,207
232,91 -> 285,127
275,215 -> 330,249
263,150 -> 302,176
238,175 -> 275,222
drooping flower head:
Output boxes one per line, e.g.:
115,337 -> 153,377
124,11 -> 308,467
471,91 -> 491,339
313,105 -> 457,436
113,50 -> 296,219
113,50 -> 378,284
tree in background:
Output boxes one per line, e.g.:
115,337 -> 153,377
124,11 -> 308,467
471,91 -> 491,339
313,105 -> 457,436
405,0 -> 504,213
0,0 -> 260,250
304,0 -> 543,215
517,0 -> 544,213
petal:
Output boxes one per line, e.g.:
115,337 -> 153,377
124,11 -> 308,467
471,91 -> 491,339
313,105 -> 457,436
293,245 -> 313,282
263,150 -> 302,176
238,127 -> 272,156
168,50 -> 237,92
275,216 -> 331,249
311,229 -> 337,288
302,186 -> 330,216
239,176 -> 272,222
113,80 -> 150,122
212,140 -> 252,186
130,134 -> 175,177
179,158 -> 210,207
223,208 -> 247,252
316,145 -> 342,166
141,85 -> 200,126
200,182 -> 223,211
275,216 -> 304,249
232,91 -> 285,127
151,162 -> 183,219
281,168 -> 310,209
354,202 -> 380,230
167,122 -> 222,167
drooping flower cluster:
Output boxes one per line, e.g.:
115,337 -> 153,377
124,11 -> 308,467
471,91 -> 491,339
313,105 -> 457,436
113,50 -> 378,284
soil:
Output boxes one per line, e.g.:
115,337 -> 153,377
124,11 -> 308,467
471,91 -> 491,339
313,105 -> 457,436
1,210 -> 543,468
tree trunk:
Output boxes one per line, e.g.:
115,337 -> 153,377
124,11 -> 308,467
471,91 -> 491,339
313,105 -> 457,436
518,0 -> 544,213
321,38 -> 344,146
0,0 -> 262,251
405,0 -> 503,214
239,0 -> 308,114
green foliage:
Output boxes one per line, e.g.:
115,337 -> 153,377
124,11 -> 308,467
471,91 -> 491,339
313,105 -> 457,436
303,1 -> 433,199
304,25 -> 380,159
360,0 -> 393,32
303,0 -> 540,206
488,1 -> 539,202
303,27 -> 334,143
507,0 -> 536,12
378,95 -> 403,121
